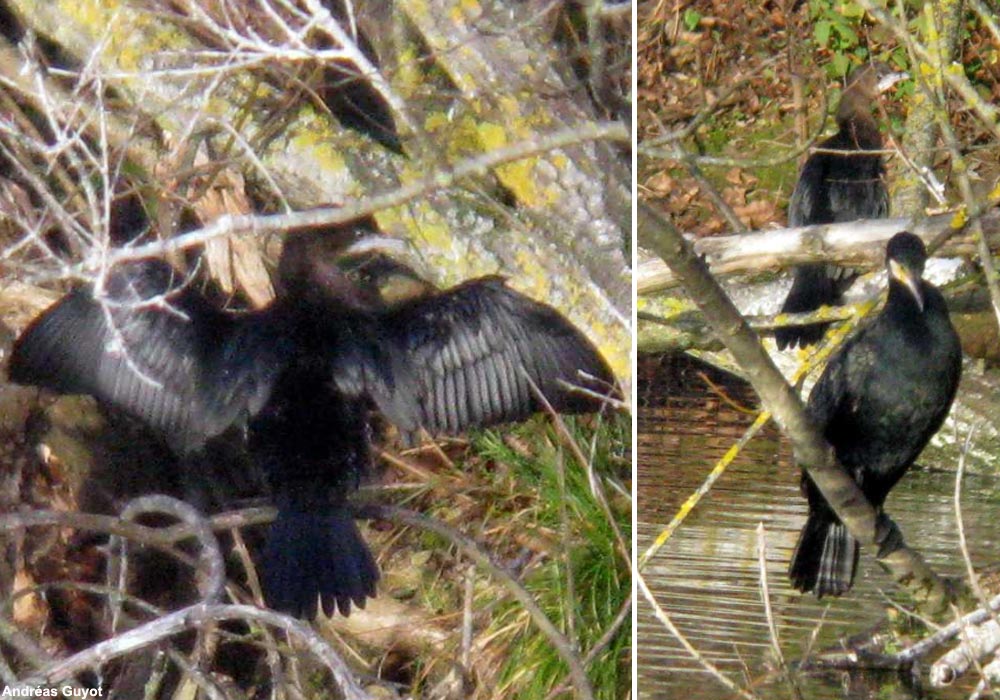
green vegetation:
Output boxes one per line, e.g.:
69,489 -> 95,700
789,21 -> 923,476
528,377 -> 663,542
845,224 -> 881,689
443,415 -> 631,699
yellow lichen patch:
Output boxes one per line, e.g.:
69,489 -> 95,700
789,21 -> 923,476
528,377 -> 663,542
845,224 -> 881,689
498,159 -> 547,207
918,62 -> 937,78
459,0 -> 481,14
284,108 -> 350,172
950,208 -> 968,229
395,46 -> 425,94
474,122 -> 550,207
608,348 -> 629,384
492,93 -> 555,135
512,247 -> 553,300
561,284 -> 629,382
58,0 -> 121,38
498,95 -> 521,121
113,19 -> 179,73
383,201 -> 460,259
424,112 -> 451,133
448,2 -> 471,23
40,0 -> 192,87
433,115 -> 486,158
637,294 -> 696,316
989,182 -> 1000,204
445,0 -> 480,24
477,122 -> 508,151
291,135 -> 347,176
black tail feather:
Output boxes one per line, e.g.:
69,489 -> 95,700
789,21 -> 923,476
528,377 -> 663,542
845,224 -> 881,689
775,264 -> 858,350
263,508 -> 378,618
789,513 -> 859,598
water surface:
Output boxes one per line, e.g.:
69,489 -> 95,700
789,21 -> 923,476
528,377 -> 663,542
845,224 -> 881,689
637,353 -> 1000,700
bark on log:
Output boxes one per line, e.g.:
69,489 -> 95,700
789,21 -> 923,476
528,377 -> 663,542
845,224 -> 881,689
637,209 -> 1000,295
930,619 -> 1000,687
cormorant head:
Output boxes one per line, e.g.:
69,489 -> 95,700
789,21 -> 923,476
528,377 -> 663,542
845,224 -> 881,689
275,217 -> 378,305
276,215 -> 409,311
838,62 -> 908,122
338,252 -> 437,307
886,231 -> 927,311
846,61 -> 908,98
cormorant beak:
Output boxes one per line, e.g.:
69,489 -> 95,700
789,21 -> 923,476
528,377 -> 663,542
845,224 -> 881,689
889,258 -> 924,311
339,232 -> 435,286
340,233 -> 410,258
877,70 -> 908,93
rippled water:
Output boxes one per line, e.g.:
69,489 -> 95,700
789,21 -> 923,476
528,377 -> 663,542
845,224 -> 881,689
637,353 -> 1000,700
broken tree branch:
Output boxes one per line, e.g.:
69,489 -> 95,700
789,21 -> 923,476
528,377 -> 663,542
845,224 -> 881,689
637,208 -> 1000,294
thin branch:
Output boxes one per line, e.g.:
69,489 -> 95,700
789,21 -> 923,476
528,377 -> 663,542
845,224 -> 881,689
84,121 -> 627,272
636,571 -> 757,700
756,523 -> 800,700
9,603 -> 370,700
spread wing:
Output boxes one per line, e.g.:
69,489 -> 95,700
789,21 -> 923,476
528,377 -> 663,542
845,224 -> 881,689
382,277 -> 617,434
8,261 -> 287,453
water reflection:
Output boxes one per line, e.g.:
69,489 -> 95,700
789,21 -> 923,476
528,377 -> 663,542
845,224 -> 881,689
637,353 -> 1000,700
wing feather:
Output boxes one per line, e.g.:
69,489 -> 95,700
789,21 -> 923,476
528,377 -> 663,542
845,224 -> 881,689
382,277 -> 616,434
9,261 -> 286,453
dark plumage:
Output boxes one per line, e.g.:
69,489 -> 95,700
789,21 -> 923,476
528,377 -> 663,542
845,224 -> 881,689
8,219 -> 616,617
776,62 -> 907,350
789,232 -> 962,597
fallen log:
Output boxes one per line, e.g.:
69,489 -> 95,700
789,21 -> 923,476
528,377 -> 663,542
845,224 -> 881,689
637,208 -> 1000,295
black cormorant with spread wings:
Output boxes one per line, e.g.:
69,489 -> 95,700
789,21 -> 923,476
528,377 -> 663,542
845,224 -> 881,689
9,218 -> 617,617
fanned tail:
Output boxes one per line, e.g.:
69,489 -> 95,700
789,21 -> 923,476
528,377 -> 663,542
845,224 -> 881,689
788,513 -> 859,598
263,508 -> 379,618
775,264 -> 858,350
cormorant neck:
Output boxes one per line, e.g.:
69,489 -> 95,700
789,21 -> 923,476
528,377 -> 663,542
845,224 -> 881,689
836,91 -> 882,148
886,278 -> 925,318
276,231 -> 382,313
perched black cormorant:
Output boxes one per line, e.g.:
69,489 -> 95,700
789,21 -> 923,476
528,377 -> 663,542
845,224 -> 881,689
788,232 -> 961,597
775,62 -> 907,350
8,219 -> 616,617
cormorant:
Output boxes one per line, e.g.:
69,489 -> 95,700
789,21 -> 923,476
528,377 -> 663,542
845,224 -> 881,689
8,218 -> 617,617
789,232 -> 961,597
775,62 -> 907,350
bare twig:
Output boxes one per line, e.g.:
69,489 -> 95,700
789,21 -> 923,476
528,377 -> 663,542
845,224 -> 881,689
10,603 -> 370,700
756,523 -> 801,700
638,411 -> 770,567
77,120 -> 626,271
357,503 -> 596,700
636,571 -> 757,700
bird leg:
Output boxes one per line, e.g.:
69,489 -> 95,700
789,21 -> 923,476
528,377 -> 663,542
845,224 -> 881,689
874,511 -> 906,559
